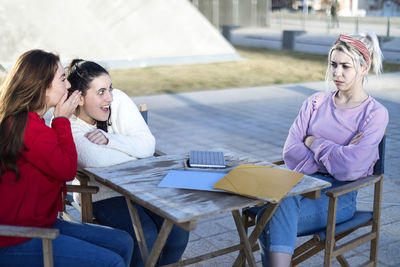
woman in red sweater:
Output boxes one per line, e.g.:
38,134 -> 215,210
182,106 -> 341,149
0,50 -> 133,266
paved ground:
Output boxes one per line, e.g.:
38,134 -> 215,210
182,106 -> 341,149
133,71 -> 400,266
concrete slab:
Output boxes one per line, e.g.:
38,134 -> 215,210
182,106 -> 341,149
0,0 -> 240,70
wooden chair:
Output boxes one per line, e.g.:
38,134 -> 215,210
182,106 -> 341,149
139,104 -> 148,124
140,104 -> 166,157
0,225 -> 59,267
243,135 -> 386,267
61,169 -> 99,223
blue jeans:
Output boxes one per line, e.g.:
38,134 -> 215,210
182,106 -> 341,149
93,196 -> 189,267
257,174 -> 357,267
0,219 -> 133,267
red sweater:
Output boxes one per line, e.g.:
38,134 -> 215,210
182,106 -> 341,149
0,112 -> 77,247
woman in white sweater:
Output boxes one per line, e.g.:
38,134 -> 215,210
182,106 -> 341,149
67,59 -> 189,267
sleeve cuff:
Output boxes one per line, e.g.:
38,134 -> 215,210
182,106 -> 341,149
51,116 -> 70,127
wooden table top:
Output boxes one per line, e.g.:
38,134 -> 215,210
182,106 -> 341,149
85,154 -> 331,226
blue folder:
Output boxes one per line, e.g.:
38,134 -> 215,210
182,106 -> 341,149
158,170 -> 227,192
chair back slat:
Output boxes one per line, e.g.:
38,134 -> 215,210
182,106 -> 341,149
139,104 -> 148,124
373,135 -> 386,175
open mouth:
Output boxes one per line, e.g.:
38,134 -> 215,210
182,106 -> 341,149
100,105 -> 110,112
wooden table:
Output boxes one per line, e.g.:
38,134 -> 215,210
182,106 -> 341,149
84,154 -> 331,267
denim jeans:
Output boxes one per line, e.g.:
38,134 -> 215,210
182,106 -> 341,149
0,219 -> 133,267
93,196 -> 189,267
256,173 -> 357,267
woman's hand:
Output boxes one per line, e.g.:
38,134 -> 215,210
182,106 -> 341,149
85,130 -> 109,145
304,135 -> 316,149
54,90 -> 81,118
349,132 -> 363,145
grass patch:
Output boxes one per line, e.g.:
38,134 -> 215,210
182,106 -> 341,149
109,46 -> 400,96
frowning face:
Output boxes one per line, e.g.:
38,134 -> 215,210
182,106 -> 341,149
330,50 -> 363,93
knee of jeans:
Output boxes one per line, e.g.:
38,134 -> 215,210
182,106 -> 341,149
104,253 -> 127,267
281,195 -> 302,208
339,190 -> 357,203
121,231 -> 134,255
338,191 -> 357,210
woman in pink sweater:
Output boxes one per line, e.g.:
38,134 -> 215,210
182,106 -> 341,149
257,32 -> 388,266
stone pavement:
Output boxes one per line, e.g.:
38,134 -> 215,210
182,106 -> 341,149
133,72 -> 400,266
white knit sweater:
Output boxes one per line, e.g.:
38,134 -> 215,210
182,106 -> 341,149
70,89 -> 156,202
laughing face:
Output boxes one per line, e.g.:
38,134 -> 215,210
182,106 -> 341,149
77,74 -> 113,125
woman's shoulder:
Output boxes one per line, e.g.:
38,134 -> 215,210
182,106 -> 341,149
26,112 -> 50,134
367,96 -> 387,110
112,89 -> 134,103
25,113 -> 66,145
365,96 -> 389,119
69,115 -> 84,127
111,89 -> 138,112
112,88 -> 126,97
110,89 -> 140,118
27,112 -> 70,134
69,115 -> 96,135
308,91 -> 332,101
303,91 -> 332,110
359,96 -> 389,130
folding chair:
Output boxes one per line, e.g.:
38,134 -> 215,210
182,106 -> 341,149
0,225 -> 59,267
243,135 -> 386,266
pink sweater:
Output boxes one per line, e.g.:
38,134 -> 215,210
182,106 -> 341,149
283,91 -> 388,181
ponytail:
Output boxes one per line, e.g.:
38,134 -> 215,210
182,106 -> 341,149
357,31 -> 383,75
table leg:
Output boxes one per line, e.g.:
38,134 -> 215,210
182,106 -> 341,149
145,219 -> 174,267
232,210 -> 257,267
233,201 -> 282,267
126,197 -> 149,262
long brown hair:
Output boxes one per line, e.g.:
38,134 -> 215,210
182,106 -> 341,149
0,49 -> 60,182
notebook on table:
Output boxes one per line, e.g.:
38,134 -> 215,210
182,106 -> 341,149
188,150 -> 226,169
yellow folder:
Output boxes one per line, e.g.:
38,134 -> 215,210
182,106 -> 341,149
212,164 -> 304,203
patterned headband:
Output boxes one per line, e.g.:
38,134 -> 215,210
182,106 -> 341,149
334,34 -> 371,71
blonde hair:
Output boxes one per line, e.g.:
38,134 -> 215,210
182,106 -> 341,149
325,31 -> 383,83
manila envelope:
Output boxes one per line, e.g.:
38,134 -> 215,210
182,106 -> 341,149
212,164 -> 304,203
